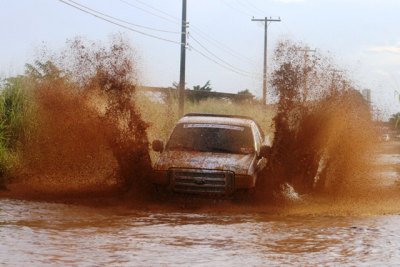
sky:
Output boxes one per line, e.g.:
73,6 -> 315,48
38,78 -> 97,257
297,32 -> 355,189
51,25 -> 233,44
1,0 -> 399,118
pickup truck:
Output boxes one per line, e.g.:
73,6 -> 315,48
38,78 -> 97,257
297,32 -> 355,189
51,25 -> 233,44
151,113 -> 271,195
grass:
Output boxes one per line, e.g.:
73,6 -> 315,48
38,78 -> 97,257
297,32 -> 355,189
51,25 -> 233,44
0,76 -> 34,187
135,91 -> 276,163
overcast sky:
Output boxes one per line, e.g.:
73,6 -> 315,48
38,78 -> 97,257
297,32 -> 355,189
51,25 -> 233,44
1,0 -> 399,117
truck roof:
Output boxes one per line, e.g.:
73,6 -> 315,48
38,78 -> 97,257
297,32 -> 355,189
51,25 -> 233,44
178,113 -> 257,128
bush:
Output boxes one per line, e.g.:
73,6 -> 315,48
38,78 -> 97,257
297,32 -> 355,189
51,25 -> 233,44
0,76 -> 33,188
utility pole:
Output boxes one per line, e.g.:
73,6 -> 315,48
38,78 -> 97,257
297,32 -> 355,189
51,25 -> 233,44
178,0 -> 187,117
252,17 -> 281,105
296,48 -> 316,101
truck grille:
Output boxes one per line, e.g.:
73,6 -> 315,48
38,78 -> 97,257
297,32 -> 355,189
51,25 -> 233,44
170,169 -> 234,195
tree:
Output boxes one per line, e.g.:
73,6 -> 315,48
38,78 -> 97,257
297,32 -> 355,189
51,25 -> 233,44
237,89 -> 255,102
0,74 -> 32,189
25,60 -> 63,81
193,80 -> 212,91
238,89 -> 254,98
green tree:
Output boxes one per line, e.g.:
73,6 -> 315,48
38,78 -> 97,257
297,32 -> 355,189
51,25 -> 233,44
0,75 -> 33,188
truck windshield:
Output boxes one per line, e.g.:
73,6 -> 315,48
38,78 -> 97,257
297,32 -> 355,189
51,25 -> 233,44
166,123 -> 255,154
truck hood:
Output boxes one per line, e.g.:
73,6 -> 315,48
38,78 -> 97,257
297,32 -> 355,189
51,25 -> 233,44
154,150 -> 256,175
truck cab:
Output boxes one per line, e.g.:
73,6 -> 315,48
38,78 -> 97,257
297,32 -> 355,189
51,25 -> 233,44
151,113 -> 271,195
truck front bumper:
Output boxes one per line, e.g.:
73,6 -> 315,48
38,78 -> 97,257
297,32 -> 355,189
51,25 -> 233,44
151,169 -> 256,194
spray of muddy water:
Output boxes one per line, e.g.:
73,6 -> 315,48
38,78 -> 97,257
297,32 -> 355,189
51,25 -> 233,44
10,37 -> 152,199
257,40 -> 380,205
4,37 -> 399,216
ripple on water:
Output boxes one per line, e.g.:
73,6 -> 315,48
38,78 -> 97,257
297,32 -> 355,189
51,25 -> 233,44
1,199 -> 400,266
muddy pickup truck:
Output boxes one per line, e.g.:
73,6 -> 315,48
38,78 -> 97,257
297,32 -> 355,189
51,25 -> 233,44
151,113 -> 271,195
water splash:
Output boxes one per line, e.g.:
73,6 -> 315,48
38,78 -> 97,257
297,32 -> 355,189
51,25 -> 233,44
261,40 -> 378,198
11,36 -> 152,198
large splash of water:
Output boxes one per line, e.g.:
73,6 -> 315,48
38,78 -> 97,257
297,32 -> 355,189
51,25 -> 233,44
9,36 -> 152,199
3,37 -> 398,216
257,40 -> 378,200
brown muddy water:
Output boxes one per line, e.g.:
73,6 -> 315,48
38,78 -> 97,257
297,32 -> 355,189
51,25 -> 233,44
1,142 -> 400,266
1,200 -> 400,266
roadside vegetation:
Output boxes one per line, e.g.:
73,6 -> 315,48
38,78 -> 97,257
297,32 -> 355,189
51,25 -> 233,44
136,92 -> 275,142
0,76 -> 35,188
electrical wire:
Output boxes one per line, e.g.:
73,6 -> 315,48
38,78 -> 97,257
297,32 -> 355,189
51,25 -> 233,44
235,0 -> 262,16
65,0 -> 180,34
189,26 -> 258,66
189,45 -> 253,78
118,0 -> 179,25
60,0 -> 260,78
119,0 -> 258,66
189,45 -> 257,79
58,0 -> 182,45
220,0 -> 253,18
189,33 -> 257,76
130,0 -> 181,22
239,0 -> 266,16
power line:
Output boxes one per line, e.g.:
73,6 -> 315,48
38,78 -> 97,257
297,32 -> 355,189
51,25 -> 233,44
236,0 -> 264,17
118,0 -> 179,25
220,0 -> 253,18
129,0 -> 181,22
60,0 -> 259,79
129,1 -> 257,78
189,33 -> 257,76
66,0 -> 180,34
119,0 -> 258,66
58,0 -> 182,45
190,26 -> 258,66
242,0 -> 266,14
189,45 -> 256,79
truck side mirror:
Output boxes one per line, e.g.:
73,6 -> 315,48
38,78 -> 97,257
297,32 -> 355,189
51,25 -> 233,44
152,140 -> 164,152
260,145 -> 272,158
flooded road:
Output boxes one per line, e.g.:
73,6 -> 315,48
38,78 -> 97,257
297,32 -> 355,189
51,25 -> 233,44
1,198 -> 400,266
1,141 -> 400,266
